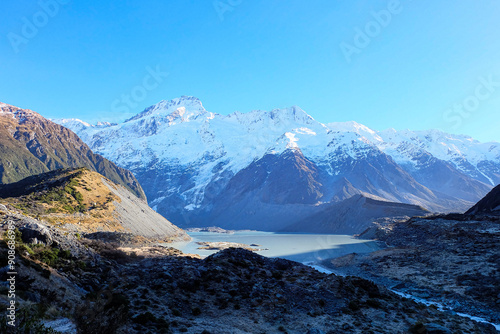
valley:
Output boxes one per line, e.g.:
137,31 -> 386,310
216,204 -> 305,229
1,200 -> 497,333
3,2 -> 499,333
0,100 -> 498,333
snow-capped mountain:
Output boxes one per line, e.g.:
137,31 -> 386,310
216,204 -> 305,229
55,96 -> 500,232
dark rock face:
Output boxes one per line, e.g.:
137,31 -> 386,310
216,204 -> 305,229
218,149 -> 323,205
465,184 -> 500,215
0,103 -> 145,199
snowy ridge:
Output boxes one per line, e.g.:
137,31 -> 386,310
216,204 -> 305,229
56,96 -> 500,213
125,96 -> 208,123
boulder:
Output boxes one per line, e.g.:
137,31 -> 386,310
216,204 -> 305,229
19,221 -> 53,245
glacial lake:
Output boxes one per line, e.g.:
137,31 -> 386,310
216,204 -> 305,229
168,231 -> 381,264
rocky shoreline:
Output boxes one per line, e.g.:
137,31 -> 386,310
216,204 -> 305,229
322,214 -> 500,327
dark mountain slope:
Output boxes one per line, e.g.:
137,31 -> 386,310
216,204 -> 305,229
218,149 -> 323,205
0,103 -> 145,199
283,194 -> 429,234
465,184 -> 500,215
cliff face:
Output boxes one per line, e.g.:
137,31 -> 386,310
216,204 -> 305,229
0,102 -> 145,200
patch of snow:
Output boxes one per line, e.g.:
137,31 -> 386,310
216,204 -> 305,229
284,132 -> 299,148
479,170 -> 495,186
184,204 -> 198,211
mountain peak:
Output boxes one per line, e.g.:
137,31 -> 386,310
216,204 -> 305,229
267,105 -> 315,124
0,102 -> 24,112
0,102 -> 40,122
125,96 -> 207,123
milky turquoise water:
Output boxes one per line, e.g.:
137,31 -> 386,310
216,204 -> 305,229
168,231 -> 380,263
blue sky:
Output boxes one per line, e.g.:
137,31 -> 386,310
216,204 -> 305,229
1,0 -> 499,142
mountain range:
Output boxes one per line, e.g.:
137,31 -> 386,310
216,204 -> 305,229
56,96 -> 500,233
0,99 -> 499,332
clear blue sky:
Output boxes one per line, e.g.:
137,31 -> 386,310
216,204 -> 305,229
1,0 -> 499,142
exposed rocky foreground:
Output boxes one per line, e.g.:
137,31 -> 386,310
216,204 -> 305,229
1,210 -> 497,333
323,214 -> 500,327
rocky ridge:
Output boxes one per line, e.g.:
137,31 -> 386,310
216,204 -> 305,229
466,184 -> 500,215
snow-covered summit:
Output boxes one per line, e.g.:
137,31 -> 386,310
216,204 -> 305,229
56,118 -> 92,127
56,96 -> 499,174
125,96 -> 208,123
376,128 -> 500,170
